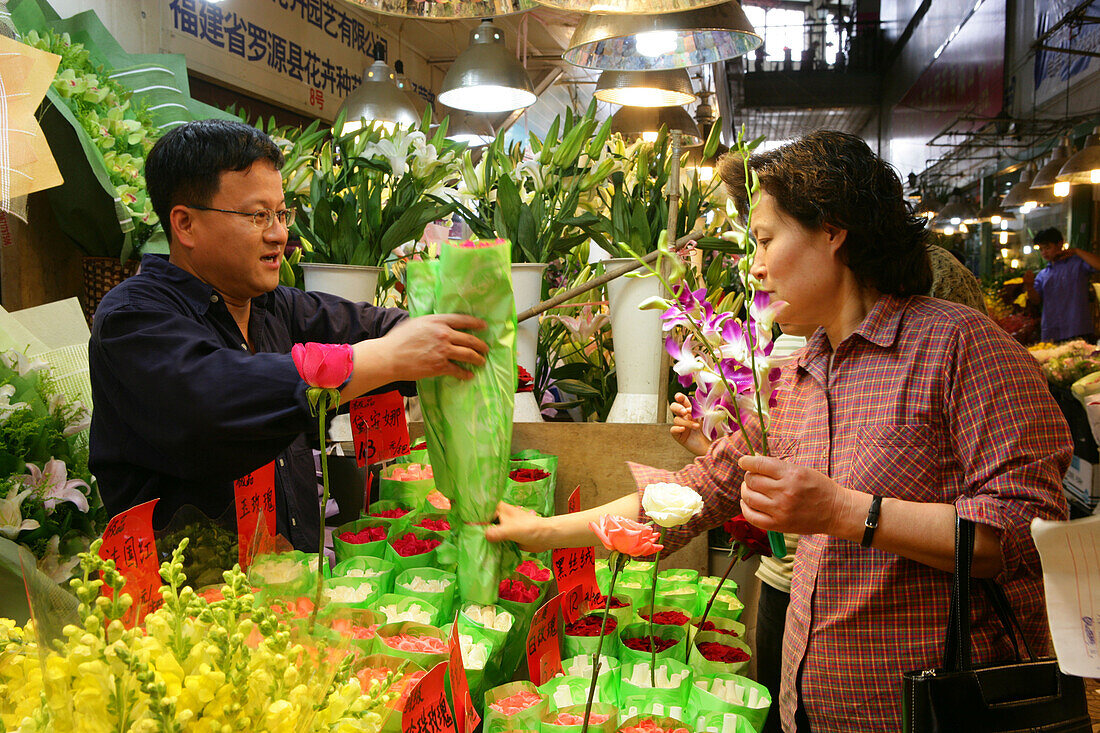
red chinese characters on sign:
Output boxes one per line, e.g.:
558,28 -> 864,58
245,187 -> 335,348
402,661 -> 456,733
448,623 -> 480,733
526,593 -> 564,685
309,87 -> 325,108
562,583 -> 600,625
351,390 -> 411,467
567,485 -> 581,513
98,499 -> 161,626
551,486 -> 598,617
234,460 -> 276,569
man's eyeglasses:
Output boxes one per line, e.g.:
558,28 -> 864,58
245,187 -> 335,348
188,205 -> 295,230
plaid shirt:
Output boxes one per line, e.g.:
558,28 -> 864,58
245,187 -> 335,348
630,295 -> 1070,732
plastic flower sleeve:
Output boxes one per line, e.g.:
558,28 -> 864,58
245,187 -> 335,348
687,632 -> 753,677
379,463 -> 436,508
694,711 -> 756,733
538,675 -> 592,710
407,238 -> 517,605
563,655 -> 621,707
383,527 -> 454,575
333,518 -> 391,563
653,581 -> 697,613
483,681 -> 547,733
616,623 -> 688,666
354,654 -> 426,733
505,459 -> 555,516
563,613 -> 620,660
393,566 -> 457,618
689,674 -> 771,733
618,659 -> 693,716
689,615 -> 746,643
332,555 -> 397,593
540,702 -> 619,733
373,621 -> 448,668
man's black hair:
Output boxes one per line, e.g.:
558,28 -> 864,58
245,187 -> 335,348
145,119 -> 284,243
1033,227 -> 1064,246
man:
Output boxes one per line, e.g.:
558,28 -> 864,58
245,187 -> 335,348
89,119 -> 488,551
1027,227 -> 1100,342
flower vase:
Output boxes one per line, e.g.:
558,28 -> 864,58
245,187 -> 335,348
300,263 -> 382,304
512,263 -> 548,422
603,258 -> 663,423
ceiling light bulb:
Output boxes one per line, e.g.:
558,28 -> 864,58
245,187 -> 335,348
698,165 -> 714,181
959,223 -> 968,234
944,226 -> 954,236
1054,180 -> 1071,197
1092,169 -> 1100,184
641,131 -> 659,143
990,214 -> 1001,225
1000,241 -> 1009,252
950,216 -> 961,225
1000,220 -> 1009,230
1023,245 -> 1032,255
1011,258 -> 1020,268
635,30 -> 678,57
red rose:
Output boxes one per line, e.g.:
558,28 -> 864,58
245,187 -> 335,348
290,342 -> 354,389
697,641 -> 750,664
516,560 -> 552,582
517,366 -> 534,393
390,533 -> 442,557
508,468 -> 550,483
498,578 -> 540,603
564,615 -> 617,637
723,515 -> 773,558
621,635 -> 678,653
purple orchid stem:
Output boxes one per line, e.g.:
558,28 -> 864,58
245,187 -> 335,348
689,547 -> 742,664
582,552 -> 625,733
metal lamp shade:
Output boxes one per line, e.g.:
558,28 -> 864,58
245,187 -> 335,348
916,194 -> 944,219
444,112 -> 496,146
1031,137 -> 1072,189
565,2 -> 761,70
685,141 -> 729,181
610,105 -> 703,146
338,61 -> 419,134
934,191 -> 978,226
974,195 -> 1015,223
532,0 -> 727,15
438,21 -> 536,113
1056,127 -> 1100,184
595,69 -> 697,107
344,0 -> 535,21
1001,164 -> 1059,209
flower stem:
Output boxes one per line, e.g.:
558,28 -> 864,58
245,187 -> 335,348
310,394 -> 332,628
582,553 -> 623,733
689,549 -> 741,664
648,548 -> 661,687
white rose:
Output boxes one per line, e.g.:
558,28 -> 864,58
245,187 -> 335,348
642,482 -> 704,528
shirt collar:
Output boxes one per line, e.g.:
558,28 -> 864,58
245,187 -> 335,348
797,294 -> 909,368
140,254 -> 271,317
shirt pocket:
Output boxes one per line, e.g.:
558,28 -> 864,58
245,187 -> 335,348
847,423 -> 945,502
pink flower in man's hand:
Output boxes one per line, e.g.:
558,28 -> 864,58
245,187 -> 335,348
291,343 -> 354,389
589,515 -> 664,557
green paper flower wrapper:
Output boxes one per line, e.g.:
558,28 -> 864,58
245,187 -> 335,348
658,569 -> 699,586
353,654 -> 425,733
539,702 -> 619,733
653,583 -> 698,614
559,655 -> 621,707
483,681 -> 547,733
698,589 -> 744,622
617,658 -> 694,715
321,577 -> 381,609
693,710 -> 756,733
496,572 -> 550,681
383,527 -> 454,575
396,442 -> 431,465
687,632 -> 753,677
537,676 -> 588,711
333,518 -> 391,563
408,239 -> 516,605
616,714 -> 693,733
379,463 -> 436,509
248,551 -> 325,597
317,607 -> 384,653
688,616 -> 746,644
505,458 -> 557,517
616,623 -> 687,666
612,571 -> 655,611
457,602 -> 514,657
697,576 -> 740,617
332,555 -> 396,594
364,500 -> 416,533
563,613 -> 620,660
373,621 -> 448,668
690,674 -> 771,733
393,566 -> 457,620
374,592 -> 442,627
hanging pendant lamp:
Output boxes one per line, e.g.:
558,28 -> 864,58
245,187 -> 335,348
531,0 -> 726,15
444,111 -> 496,146
438,20 -> 536,113
1056,126 -> 1100,184
1031,136 -> 1072,197
974,195 -> 1015,224
916,192 -> 944,219
610,104 -> 703,146
933,189 -> 978,227
565,3 -> 761,71
594,69 -> 697,107
1002,163 -> 1059,210
337,59 -> 419,134
346,0 -> 534,20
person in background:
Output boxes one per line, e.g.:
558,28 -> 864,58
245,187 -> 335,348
1026,227 -> 1100,342
89,120 -> 488,552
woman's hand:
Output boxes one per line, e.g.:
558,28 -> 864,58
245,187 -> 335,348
737,455 -> 858,537
485,502 -> 555,553
670,393 -> 712,457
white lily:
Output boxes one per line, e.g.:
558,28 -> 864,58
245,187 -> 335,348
37,535 -> 82,583
0,486 -> 39,539
0,384 -> 28,425
22,458 -> 90,513
2,350 -> 48,376
547,306 -> 610,343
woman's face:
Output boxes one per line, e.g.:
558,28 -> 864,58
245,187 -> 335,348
748,191 -> 847,333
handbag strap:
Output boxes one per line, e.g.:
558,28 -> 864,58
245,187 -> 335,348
944,516 -> 1037,672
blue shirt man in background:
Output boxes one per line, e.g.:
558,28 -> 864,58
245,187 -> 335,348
1028,227 -> 1100,342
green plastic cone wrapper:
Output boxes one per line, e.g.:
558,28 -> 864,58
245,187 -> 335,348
408,238 -> 517,605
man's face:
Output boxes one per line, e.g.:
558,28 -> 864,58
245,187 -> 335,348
181,161 -> 288,300
1038,239 -> 1066,262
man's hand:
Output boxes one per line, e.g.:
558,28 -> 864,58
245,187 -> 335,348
377,314 -> 489,381
737,455 -> 858,538
670,393 -> 712,457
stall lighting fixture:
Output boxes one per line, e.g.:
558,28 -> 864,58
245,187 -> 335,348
594,68 -> 697,107
943,225 -> 955,236
935,189 -> 977,227
917,193 -> 944,219
1001,163 -> 1057,210
337,59 -> 420,134
531,0 -> 727,16
443,111 -> 496,146
610,104 -> 704,146
1032,136 -> 1072,192
1023,245 -> 1033,255
1000,241 -> 1009,253
1054,180 -> 1071,197
1011,258 -> 1020,268
565,3 -> 761,71
439,20 -> 536,113
1001,220 -> 1009,230
1056,126 -> 1100,184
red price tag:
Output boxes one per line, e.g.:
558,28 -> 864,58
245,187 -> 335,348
551,544 -> 596,597
234,461 -> 276,569
98,499 -> 161,626
351,390 -> 411,466
448,622 -> 480,733
562,583 -> 600,624
527,593 -> 564,684
402,661 -> 456,733
567,486 -> 581,513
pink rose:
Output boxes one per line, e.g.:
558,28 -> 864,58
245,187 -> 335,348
588,515 -> 664,557
291,342 -> 354,389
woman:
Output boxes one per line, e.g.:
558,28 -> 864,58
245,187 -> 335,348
487,131 -> 1071,732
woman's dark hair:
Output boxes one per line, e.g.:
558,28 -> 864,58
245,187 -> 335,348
718,130 -> 932,297
145,119 -> 284,243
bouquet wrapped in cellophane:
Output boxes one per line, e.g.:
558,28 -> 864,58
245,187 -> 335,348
407,238 -> 516,604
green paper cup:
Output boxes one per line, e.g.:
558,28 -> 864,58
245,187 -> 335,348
393,566 -> 457,620
688,632 -> 753,677
333,518 -> 390,563
373,621 -> 448,668
332,555 -> 396,593
540,702 -> 618,733
563,613 -> 620,660
617,658 -> 693,714
483,681 -> 546,733
384,527 -> 448,574
321,577 -> 381,609
690,674 -> 771,733
375,593 -> 442,627
616,623 -> 687,666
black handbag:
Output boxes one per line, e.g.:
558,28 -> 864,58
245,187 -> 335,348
901,517 -> 1091,732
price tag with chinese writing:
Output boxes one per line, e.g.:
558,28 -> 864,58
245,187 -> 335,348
526,593 -> 563,685
567,486 -> 581,513
351,390 -> 410,466
234,460 -> 276,568
448,622 -> 480,733
551,544 -> 597,602
402,661 -> 456,733
562,583 -> 600,625
98,499 -> 161,626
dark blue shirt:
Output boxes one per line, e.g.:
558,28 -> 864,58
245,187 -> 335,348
89,255 -> 408,551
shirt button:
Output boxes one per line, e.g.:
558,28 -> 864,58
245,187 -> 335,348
241,343 -> 248,350
278,458 -> 285,467
210,294 -> 218,303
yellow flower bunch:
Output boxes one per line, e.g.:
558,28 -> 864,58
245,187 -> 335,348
0,539 -> 399,732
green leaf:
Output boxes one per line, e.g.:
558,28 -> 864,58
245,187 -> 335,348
702,118 -> 722,159
554,378 -> 602,396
